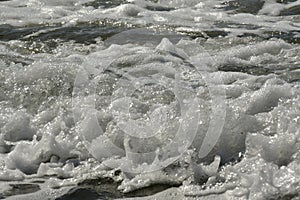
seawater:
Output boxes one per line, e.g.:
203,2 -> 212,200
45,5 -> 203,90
0,0 -> 300,199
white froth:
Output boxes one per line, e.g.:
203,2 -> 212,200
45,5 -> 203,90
0,0 -> 300,199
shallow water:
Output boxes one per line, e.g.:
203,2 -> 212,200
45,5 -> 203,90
0,0 -> 300,199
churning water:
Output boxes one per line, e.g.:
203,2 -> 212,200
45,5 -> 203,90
0,0 -> 300,199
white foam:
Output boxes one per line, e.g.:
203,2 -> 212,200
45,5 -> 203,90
0,0 -> 300,199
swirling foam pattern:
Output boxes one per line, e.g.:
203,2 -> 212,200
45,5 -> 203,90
0,0 -> 299,199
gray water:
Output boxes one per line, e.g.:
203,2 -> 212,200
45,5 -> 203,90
0,0 -> 300,199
